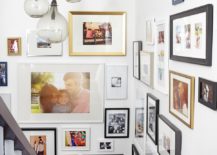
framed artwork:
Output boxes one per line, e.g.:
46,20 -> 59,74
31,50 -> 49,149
0,62 -> 8,86
158,115 -> 182,155
172,0 -> 184,5
27,30 -> 63,56
22,128 -> 57,155
170,4 -> 213,66
0,93 -> 11,111
69,11 -> 126,56
135,108 -> 144,138
105,108 -> 130,138
169,71 -> 195,128
146,18 -> 155,45
198,77 -> 217,110
154,20 -> 169,94
133,41 -> 142,80
132,144 -> 140,155
146,93 -> 159,145
17,63 -> 104,123
140,51 -> 154,87
62,127 -> 90,151
97,139 -> 114,152
106,65 -> 128,99
7,37 -> 22,56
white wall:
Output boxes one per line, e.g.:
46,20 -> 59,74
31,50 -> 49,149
134,0 -> 217,155
0,0 -> 135,154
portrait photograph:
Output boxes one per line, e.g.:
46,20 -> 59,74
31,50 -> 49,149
105,108 -> 129,138
0,62 -> 8,86
97,139 -> 114,152
169,71 -> 195,128
30,135 -> 47,155
198,78 -> 217,110
7,37 -> 22,56
135,108 -> 144,138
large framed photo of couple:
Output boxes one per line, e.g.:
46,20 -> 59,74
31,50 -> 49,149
69,11 -> 126,56
17,63 -> 104,123
170,4 -> 213,66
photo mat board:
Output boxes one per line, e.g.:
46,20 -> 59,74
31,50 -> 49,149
135,108 -> 144,138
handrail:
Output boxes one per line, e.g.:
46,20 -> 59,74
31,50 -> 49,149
0,97 -> 36,155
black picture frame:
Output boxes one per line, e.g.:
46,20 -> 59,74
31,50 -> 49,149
132,144 -> 140,155
104,108 -> 130,138
198,77 -> 217,110
146,93 -> 159,145
170,4 -> 213,66
22,128 -> 57,155
133,41 -> 142,80
158,115 -> 182,155
0,62 -> 8,86
172,0 -> 184,5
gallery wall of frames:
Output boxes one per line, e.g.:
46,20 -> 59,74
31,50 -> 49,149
134,0 -> 217,155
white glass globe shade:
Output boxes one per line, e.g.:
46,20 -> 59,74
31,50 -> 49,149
24,0 -> 49,18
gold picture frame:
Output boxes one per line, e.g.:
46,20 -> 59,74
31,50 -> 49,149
169,70 -> 195,128
7,37 -> 22,56
68,11 -> 126,56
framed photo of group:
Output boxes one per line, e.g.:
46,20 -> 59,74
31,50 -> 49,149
170,4 -> 213,66
68,11 -> 126,56
169,71 -> 195,128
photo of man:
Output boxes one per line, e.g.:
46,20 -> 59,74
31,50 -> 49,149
30,136 -> 46,155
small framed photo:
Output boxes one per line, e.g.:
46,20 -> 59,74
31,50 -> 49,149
172,0 -> 184,5
0,93 -> 11,111
133,41 -> 142,80
62,127 -> 90,151
106,65 -> 128,99
27,30 -> 63,56
169,71 -> 195,128
22,128 -> 57,155
132,144 -> 140,155
146,93 -> 159,145
105,108 -> 130,138
135,108 -> 144,138
140,51 -> 154,87
7,37 -> 22,56
198,78 -> 217,110
170,4 -> 213,66
0,62 -> 8,86
146,18 -> 155,45
97,139 -> 114,152
158,115 -> 182,155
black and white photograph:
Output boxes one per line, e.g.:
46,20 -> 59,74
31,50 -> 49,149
97,139 -> 114,152
111,77 -> 122,87
105,108 -> 129,138
0,62 -> 8,86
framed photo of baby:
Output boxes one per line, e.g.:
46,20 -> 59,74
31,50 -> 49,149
169,71 -> 195,128
7,37 -> 22,56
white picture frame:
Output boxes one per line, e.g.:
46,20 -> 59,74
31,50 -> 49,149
0,93 -> 11,111
146,18 -> 155,45
97,139 -> 114,152
17,63 -> 104,123
106,65 -> 128,99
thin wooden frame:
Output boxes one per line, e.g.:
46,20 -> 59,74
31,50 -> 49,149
7,37 -> 22,56
68,11 -> 126,56
0,62 -> 8,86
170,4 -> 213,66
133,41 -> 142,80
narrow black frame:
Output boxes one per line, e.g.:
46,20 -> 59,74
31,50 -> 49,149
132,144 -> 140,155
0,62 -> 8,86
170,4 -> 213,66
104,108 -> 130,138
146,93 -> 159,145
172,0 -> 184,5
133,41 -> 142,80
158,115 -> 182,155
135,108 -> 144,138
22,128 -> 57,155
198,77 -> 217,110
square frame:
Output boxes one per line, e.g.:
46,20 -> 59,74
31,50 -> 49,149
170,4 -> 213,66
169,70 -> 195,128
0,62 -> 8,86
133,41 -> 142,80
172,0 -> 184,5
135,108 -> 144,138
69,11 -> 126,56
105,108 -> 130,138
132,144 -> 140,155
7,37 -> 22,56
198,77 -> 217,110
146,93 -> 159,145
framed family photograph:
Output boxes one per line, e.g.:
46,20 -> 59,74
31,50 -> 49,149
140,51 -> 154,87
133,41 -> 142,80
27,30 -> 63,56
158,115 -> 182,155
97,139 -> 114,152
62,127 -> 90,151
132,144 -> 140,155
135,108 -> 144,138
172,0 -> 184,5
17,63 -> 104,123
146,18 -> 155,45
22,128 -> 57,155
170,4 -> 213,66
198,77 -> 217,110
105,108 -> 130,138
7,37 -> 22,56
0,62 -> 8,86
146,93 -> 159,145
169,71 -> 195,128
106,65 -> 128,100
69,11 -> 126,56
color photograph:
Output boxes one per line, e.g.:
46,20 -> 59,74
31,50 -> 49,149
135,108 -> 144,137
30,135 -> 47,155
7,37 -> 22,56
